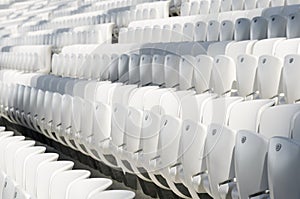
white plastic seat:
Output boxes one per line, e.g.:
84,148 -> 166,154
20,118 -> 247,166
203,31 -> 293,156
257,0 -> 270,8
199,0 -> 210,14
287,12 -> 300,39
140,54 -> 152,86
251,16 -> 268,40
67,178 -> 112,199
50,170 -> 91,199
252,38 -> 285,56
220,20 -> 234,41
36,161 -> 74,199
268,137 -> 300,199
274,39 -> 300,59
190,1 -> 200,15
15,186 -> 31,199
151,54 -> 165,86
234,130 -> 269,199
25,153 -> 59,196
268,15 -> 287,38
161,24 -> 172,42
209,0 -> 221,13
89,190 -> 135,199
232,0 -> 244,10
179,55 -> 195,90
244,0 -> 256,9
234,18 -> 251,41
207,20 -> 220,41
254,55 -> 283,99
0,136 -> 25,172
220,0 -> 232,11
14,146 -> 46,187
171,23 -> 183,42
236,54 -> 258,97
180,2 -> 190,16
164,54 -> 180,88
194,21 -> 207,42
210,55 -> 236,96
5,140 -> 35,179
2,176 -> 17,199
182,23 -> 194,41
280,54 -> 300,103
128,54 -> 140,84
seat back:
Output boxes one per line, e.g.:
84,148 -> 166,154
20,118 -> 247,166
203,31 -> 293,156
36,161 -> 74,199
50,170 -> 91,199
268,137 -> 300,199
234,18 -> 251,41
281,54 -> 300,103
251,17 -> 268,40
236,54 -> 258,97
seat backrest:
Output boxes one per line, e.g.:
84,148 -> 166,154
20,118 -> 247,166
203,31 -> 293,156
50,170 -> 91,199
179,55 -> 195,90
193,55 -> 213,93
2,176 -> 16,199
202,96 -> 243,126
200,0 -> 210,14
67,178 -> 112,199
244,0 -> 256,9
180,2 -> 190,16
171,23 -> 183,42
257,0 -> 270,8
92,101 -> 112,145
252,38 -> 285,56
5,140 -> 35,179
287,12 -> 300,39
254,55 -> 283,99
161,24 -> 172,42
140,54 -> 153,86
210,55 -> 236,95
51,93 -> 62,128
14,146 -> 46,187
190,1 -> 200,15
268,15 -> 287,38
280,54 -> 300,103
124,107 -> 143,154
15,186 -> 31,199
235,130 -> 269,199
36,161 -> 74,199
207,20 -> 220,41
268,137 -> 300,199
25,153 -> 59,196
180,120 -> 207,191
164,54 -> 180,88
182,23 -> 194,41
209,0 -> 221,13
152,54 -> 165,86
128,54 -> 140,84
157,115 -> 182,170
251,16 -> 268,40
220,0 -> 232,11
229,99 -> 275,132
234,18 -> 251,41
139,111 -> 161,164
259,104 -> 300,139
194,21 -> 207,41
236,54 -> 258,97
274,39 -> 300,59
232,0 -> 244,10
0,136 -> 25,172
220,20 -> 234,41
